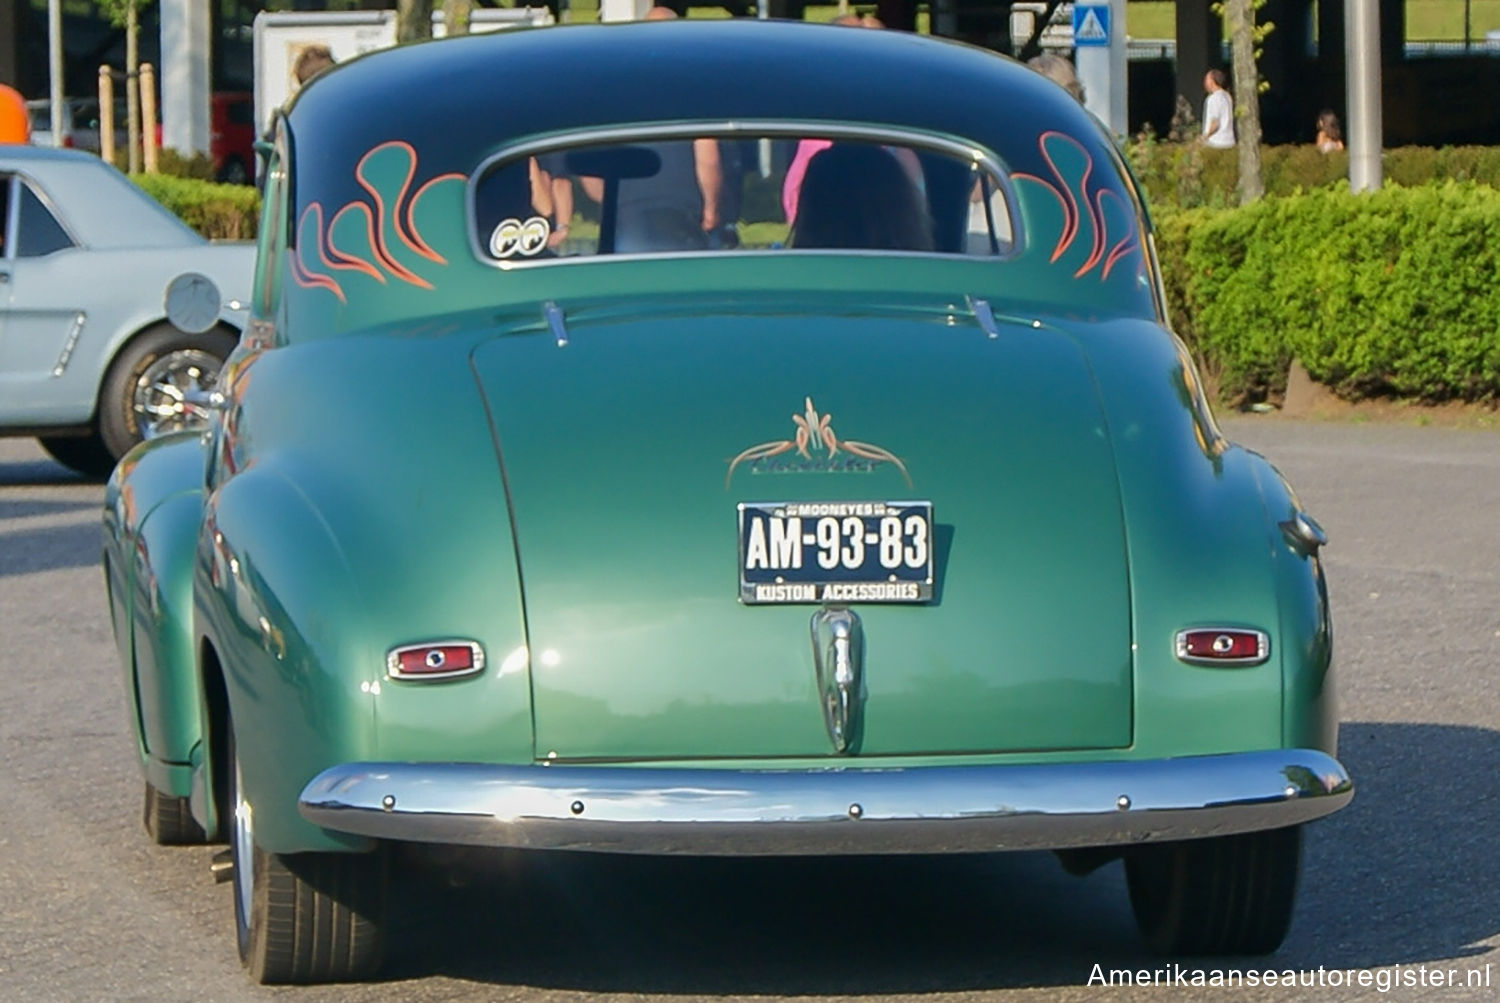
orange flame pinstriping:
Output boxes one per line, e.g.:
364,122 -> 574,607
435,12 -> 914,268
1069,153 -> 1106,278
405,173 -> 465,265
1096,189 -> 1140,279
291,140 -> 459,300
1011,130 -> 1138,281
291,205 -> 346,302
370,141 -> 448,265
289,241 -> 346,302
323,202 -> 386,282
1011,171 -> 1072,262
354,142 -> 432,288
1039,131 -> 1084,261
302,202 -> 375,292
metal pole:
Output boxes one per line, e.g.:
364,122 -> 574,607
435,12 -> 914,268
1346,0 -> 1382,192
48,0 -> 63,145
1076,0 -> 1129,137
757,0 -> 770,178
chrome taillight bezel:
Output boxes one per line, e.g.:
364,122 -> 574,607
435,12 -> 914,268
386,640 -> 486,682
1174,628 -> 1270,667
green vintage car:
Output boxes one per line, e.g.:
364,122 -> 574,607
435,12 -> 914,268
102,20 -> 1351,984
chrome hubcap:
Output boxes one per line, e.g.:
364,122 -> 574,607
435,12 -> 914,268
132,350 -> 222,440
232,755 -> 254,930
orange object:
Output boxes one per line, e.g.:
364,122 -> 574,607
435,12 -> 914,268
0,83 -> 28,143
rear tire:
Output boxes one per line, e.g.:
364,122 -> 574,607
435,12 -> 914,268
143,781 -> 209,845
1126,826 -> 1301,955
98,324 -> 237,462
228,726 -> 386,984
38,434 -> 117,479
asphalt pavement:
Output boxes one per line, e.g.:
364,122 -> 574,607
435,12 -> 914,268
0,416 -> 1496,1001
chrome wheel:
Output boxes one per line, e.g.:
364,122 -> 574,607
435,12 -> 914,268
232,754 -> 255,936
132,349 -> 222,440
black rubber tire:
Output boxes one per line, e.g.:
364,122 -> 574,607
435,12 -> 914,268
1126,825 -> 1302,956
97,324 -> 238,462
229,728 -> 387,984
143,781 -> 209,845
37,433 -> 118,479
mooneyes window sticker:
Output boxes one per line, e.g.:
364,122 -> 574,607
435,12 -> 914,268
489,216 -> 551,259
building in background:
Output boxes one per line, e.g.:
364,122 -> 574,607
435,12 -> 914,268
4,1 -> 1499,150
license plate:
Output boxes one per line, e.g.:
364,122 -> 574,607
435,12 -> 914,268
738,501 -> 934,604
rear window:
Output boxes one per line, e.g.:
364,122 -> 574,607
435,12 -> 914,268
472,131 -> 1016,263
15,182 -> 74,257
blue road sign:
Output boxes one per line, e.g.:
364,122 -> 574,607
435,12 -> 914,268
1073,4 -> 1110,48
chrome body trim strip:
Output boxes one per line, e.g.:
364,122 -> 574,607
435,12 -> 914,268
50,312 -> 87,377
299,749 -> 1353,856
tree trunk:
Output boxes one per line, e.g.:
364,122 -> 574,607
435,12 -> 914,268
443,0 -> 472,36
1226,0 -> 1263,204
126,4 -> 140,174
397,0 -> 434,43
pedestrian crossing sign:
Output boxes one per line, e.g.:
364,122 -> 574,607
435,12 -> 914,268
1073,4 -> 1110,48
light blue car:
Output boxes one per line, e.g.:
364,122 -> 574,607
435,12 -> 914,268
0,145 -> 253,475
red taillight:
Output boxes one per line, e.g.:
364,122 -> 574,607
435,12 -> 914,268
62,134 -> 74,148
1175,629 -> 1269,666
387,641 -> 485,681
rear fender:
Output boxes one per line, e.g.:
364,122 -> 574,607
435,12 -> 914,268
193,463 -> 376,855
102,431 -> 207,795
1250,457 -> 1337,752
1073,320 -> 1286,754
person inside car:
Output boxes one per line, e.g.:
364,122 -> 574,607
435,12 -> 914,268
790,143 -> 933,252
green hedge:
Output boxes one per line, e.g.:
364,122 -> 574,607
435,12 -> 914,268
1128,142 -> 1500,209
112,147 -> 220,181
131,173 -> 260,240
1156,182 -> 1500,404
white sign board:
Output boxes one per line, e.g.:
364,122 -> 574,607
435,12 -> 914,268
253,10 -> 553,135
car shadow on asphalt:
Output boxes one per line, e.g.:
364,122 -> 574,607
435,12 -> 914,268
0,522 -> 103,577
373,722 -> 1499,992
0,456 -> 102,486
0,498 -> 100,521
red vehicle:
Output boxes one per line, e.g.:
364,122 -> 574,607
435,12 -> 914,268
211,92 -> 256,184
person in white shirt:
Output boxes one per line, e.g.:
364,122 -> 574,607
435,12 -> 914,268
1201,69 -> 1236,149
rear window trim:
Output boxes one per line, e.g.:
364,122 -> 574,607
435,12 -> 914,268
465,120 -> 1024,270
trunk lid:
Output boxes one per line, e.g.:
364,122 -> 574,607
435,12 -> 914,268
472,297 -> 1132,761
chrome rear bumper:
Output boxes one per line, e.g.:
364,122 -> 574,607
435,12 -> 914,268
299,749 -> 1352,856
